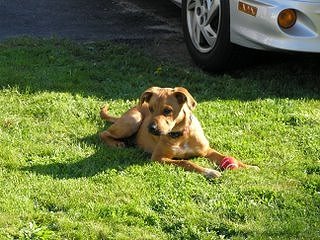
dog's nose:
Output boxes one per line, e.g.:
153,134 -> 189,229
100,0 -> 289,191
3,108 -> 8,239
148,122 -> 160,136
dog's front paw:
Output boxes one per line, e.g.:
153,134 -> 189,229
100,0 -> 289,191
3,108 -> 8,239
203,168 -> 221,178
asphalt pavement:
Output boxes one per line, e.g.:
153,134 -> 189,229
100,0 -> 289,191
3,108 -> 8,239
0,0 -> 181,41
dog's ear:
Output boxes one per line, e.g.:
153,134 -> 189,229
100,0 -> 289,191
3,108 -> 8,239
173,87 -> 197,110
139,87 -> 159,106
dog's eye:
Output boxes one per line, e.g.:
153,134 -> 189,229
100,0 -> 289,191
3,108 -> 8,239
149,106 -> 154,113
163,108 -> 172,116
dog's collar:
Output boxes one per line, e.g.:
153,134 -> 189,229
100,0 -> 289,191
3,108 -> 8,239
167,114 -> 193,139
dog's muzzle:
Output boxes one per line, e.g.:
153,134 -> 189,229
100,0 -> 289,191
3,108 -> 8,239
148,122 -> 161,136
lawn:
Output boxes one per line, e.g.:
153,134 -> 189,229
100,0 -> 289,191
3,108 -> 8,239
0,38 -> 319,239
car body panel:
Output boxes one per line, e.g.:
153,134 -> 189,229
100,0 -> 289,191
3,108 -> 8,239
171,0 -> 320,52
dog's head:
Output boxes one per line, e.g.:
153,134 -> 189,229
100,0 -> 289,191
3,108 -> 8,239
139,87 -> 197,136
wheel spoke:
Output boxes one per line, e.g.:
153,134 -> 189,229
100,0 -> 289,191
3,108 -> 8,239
205,0 -> 211,9
201,25 -> 216,47
206,25 -> 217,38
188,0 -> 196,10
205,0 -> 219,25
193,15 -> 201,45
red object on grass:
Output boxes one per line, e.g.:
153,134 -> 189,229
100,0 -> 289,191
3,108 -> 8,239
220,157 -> 239,170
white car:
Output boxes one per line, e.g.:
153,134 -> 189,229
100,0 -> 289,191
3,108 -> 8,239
171,0 -> 320,70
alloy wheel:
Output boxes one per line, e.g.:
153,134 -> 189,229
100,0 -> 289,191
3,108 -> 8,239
186,0 -> 221,53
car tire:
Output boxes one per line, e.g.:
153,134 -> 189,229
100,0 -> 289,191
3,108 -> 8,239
182,0 -> 234,71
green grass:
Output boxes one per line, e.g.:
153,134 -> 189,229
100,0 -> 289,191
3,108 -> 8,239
0,37 -> 319,239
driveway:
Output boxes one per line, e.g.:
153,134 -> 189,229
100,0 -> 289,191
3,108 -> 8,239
0,0 -> 192,64
0,0 -> 179,40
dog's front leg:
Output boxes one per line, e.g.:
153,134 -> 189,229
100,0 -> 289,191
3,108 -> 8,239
205,148 -> 225,166
206,148 -> 260,170
151,151 -> 221,178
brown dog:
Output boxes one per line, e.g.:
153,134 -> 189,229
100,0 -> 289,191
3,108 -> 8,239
100,87 -> 258,178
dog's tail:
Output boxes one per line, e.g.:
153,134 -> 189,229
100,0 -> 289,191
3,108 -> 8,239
100,105 -> 119,123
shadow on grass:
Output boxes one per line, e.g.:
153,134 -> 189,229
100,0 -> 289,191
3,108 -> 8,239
0,38 -> 319,102
21,134 -> 150,179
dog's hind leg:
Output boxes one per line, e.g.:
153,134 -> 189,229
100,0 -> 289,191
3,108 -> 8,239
100,106 -> 143,148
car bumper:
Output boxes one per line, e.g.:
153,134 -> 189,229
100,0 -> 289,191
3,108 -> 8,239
230,0 -> 320,52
